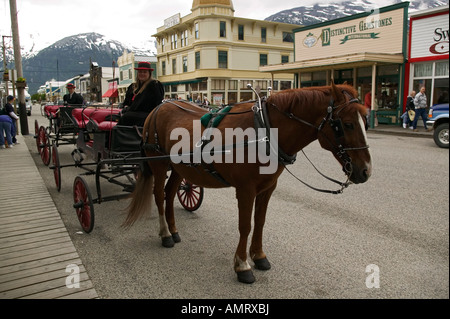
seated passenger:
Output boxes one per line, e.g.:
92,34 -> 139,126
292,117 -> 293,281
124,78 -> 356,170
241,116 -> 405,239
118,62 -> 164,127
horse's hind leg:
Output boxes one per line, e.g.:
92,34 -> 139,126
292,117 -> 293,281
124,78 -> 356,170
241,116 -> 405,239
152,163 -> 174,248
250,183 -> 277,271
164,169 -> 183,243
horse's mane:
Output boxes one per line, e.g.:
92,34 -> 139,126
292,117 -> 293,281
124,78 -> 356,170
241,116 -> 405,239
268,84 -> 367,116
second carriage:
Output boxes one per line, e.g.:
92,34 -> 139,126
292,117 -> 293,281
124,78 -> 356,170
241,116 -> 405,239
36,104 -> 204,233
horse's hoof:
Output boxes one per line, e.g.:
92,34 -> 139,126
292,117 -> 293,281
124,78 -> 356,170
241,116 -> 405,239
162,236 -> 175,248
254,257 -> 271,271
172,232 -> 181,243
236,270 -> 255,284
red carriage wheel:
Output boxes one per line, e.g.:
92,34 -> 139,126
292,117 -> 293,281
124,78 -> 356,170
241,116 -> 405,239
52,144 -> 61,192
39,126 -> 51,166
177,179 -> 204,212
73,176 -> 95,233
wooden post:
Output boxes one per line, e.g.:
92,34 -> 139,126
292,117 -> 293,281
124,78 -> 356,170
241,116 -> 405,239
9,0 -> 29,135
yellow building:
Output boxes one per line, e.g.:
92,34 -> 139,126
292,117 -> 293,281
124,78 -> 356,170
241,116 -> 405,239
153,0 -> 299,105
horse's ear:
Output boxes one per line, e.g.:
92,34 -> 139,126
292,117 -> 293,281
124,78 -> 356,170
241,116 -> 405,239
330,81 -> 344,104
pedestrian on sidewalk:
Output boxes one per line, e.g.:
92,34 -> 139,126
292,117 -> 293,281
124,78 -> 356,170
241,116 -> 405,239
412,87 -> 432,132
0,115 -> 14,149
401,90 -> 415,129
3,95 -> 19,144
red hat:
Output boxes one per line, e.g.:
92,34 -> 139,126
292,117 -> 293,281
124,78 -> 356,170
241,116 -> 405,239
67,83 -> 76,89
135,62 -> 154,72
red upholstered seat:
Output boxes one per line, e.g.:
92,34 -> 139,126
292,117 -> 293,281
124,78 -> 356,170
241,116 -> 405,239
71,108 -> 120,130
44,105 -> 61,118
71,108 -> 97,128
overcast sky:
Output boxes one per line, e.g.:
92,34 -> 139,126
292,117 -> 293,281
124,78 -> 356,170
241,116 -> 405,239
1,0 -> 394,51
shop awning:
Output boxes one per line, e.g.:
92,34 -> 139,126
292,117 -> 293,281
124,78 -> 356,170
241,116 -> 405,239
102,89 -> 118,98
260,53 -> 405,74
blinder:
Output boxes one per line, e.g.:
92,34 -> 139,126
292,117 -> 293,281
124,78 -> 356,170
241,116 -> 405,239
330,119 -> 345,140
321,93 -> 369,177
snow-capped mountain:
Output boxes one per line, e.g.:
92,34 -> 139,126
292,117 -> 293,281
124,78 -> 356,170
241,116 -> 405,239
265,0 -> 448,26
1,33 -> 155,94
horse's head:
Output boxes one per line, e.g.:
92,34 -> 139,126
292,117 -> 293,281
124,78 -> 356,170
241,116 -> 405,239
317,83 -> 372,184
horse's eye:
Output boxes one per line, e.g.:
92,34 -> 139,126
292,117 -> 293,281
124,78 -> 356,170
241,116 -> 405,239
344,123 -> 354,130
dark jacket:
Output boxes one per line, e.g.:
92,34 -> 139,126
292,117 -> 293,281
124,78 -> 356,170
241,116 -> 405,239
119,80 -> 164,126
406,96 -> 415,111
123,80 -> 164,113
63,92 -> 84,105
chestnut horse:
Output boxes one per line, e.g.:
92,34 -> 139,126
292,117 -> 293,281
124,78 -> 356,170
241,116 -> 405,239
124,83 -> 372,284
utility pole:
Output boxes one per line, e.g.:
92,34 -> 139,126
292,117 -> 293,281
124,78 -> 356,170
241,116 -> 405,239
9,0 -> 29,135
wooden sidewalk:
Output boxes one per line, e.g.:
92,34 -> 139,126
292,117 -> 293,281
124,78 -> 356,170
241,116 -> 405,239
0,134 -> 98,299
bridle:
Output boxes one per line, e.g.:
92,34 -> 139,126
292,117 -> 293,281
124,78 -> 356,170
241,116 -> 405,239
252,87 -> 370,194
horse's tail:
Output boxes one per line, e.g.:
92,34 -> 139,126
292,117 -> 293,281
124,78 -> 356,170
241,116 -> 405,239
122,162 -> 154,228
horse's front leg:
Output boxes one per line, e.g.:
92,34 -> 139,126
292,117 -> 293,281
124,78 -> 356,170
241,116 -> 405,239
250,183 -> 277,272
235,189 -> 256,284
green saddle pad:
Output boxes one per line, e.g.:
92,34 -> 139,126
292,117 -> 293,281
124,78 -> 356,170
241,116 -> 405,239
200,106 -> 232,128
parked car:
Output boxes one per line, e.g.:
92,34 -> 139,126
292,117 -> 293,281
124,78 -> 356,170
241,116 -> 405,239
427,103 -> 449,148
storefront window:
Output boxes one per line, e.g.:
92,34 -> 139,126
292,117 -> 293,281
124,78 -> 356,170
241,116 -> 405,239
228,92 -> 237,104
240,80 -> 252,89
199,80 -> 207,91
414,62 -> 433,77
378,65 -> 399,75
272,81 -> 279,91
313,71 -> 327,81
212,93 -> 224,105
332,69 -> 354,85
357,67 -> 372,78
280,81 -> 292,90
377,65 -> 400,109
412,60 -> 448,106
241,92 -> 253,101
255,80 -> 268,90
301,73 -> 312,82
435,61 -> 449,77
300,71 -> 325,87
212,79 -> 225,90
357,67 -> 372,102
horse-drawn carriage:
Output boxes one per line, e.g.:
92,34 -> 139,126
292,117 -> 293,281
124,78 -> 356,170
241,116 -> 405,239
34,103 -> 204,234
35,83 -> 372,284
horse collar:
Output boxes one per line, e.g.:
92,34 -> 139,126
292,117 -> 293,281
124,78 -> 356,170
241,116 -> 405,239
253,98 -> 297,166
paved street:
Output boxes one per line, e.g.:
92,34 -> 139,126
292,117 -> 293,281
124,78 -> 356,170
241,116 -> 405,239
20,109 -> 449,299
